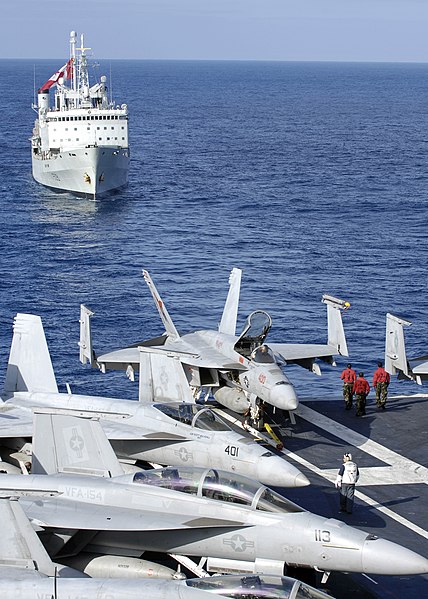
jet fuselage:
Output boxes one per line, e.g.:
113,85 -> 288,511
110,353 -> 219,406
1,392 -> 307,488
4,471 -> 427,577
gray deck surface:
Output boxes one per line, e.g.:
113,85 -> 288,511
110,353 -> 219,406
216,391 -> 428,598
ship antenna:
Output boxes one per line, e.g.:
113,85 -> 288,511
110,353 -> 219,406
70,30 -> 77,94
110,62 -> 113,105
33,63 -> 36,106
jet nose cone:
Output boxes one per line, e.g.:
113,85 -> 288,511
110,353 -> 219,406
269,382 -> 299,411
362,537 -> 428,575
256,458 -> 310,488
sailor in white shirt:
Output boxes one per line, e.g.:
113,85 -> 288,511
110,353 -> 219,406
335,453 -> 359,514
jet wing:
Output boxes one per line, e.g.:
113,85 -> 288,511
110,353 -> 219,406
269,343 -> 341,375
100,420 -> 187,442
0,404 -> 187,443
0,405 -> 34,438
0,497 -> 57,577
408,355 -> 428,373
22,497 -> 247,532
97,344 -> 244,371
269,343 -> 341,361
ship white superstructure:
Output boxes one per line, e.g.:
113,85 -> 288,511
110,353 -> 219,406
31,31 -> 129,199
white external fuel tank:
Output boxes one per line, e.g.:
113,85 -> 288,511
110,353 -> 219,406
62,553 -> 184,579
213,386 -> 249,413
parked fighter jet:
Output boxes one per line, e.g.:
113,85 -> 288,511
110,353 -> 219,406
80,268 -> 350,417
385,313 -> 428,384
0,411 -> 426,580
0,313 -> 308,488
1,494 -> 310,599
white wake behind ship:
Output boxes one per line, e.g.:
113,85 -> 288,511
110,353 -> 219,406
31,31 -> 129,199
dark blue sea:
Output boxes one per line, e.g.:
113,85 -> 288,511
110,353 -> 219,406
0,59 -> 427,402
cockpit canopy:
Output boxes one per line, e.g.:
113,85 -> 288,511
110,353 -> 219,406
154,403 -> 231,431
132,467 -> 304,514
235,310 -> 272,358
186,574 -> 331,598
251,344 -> 275,364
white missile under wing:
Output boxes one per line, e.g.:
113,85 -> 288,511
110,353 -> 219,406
0,313 -> 308,488
385,313 -> 428,384
0,412 -> 426,578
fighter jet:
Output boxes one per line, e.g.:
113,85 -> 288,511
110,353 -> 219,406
385,313 -> 428,384
0,313 -> 308,488
0,411 -> 426,580
80,268 -> 350,417
2,494 -> 302,599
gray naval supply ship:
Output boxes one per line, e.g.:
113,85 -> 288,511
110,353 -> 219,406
30,31 -> 129,199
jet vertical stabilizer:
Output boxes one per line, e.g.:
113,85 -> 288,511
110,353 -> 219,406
138,349 -> 194,403
32,411 -> 124,477
385,313 -> 412,379
79,304 -> 96,366
218,268 -> 242,335
0,497 -> 56,577
143,270 -> 180,341
3,313 -> 58,395
322,295 -> 350,357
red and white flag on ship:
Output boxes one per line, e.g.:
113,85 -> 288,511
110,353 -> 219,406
39,58 -> 73,92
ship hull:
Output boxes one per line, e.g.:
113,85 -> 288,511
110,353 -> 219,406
32,146 -> 129,199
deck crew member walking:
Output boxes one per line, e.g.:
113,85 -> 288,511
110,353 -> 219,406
340,363 -> 357,410
353,372 -> 370,417
335,453 -> 359,514
373,361 -> 390,410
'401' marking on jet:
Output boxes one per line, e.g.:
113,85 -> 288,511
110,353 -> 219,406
80,268 -> 350,419
0,313 -> 308,488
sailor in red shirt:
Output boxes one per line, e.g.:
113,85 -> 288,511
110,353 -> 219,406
373,361 -> 390,410
340,363 -> 357,410
353,372 -> 370,417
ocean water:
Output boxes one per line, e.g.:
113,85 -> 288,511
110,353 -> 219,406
0,59 -> 427,402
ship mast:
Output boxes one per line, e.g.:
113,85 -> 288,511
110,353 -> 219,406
70,30 -> 77,96
76,33 -> 92,108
